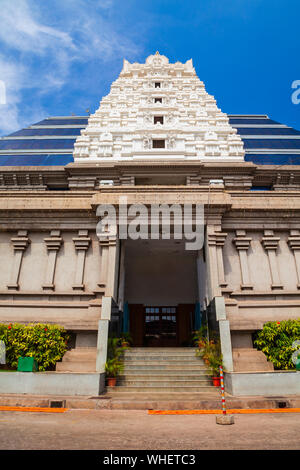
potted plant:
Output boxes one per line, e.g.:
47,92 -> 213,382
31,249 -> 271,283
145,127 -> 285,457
120,333 -> 132,348
105,358 -> 124,387
208,355 -> 223,386
207,340 -> 223,386
105,336 -> 126,387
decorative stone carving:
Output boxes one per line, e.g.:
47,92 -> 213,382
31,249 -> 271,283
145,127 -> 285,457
287,229 -> 300,289
73,52 -> 245,162
72,230 -> 91,291
261,230 -> 283,290
233,230 -> 253,290
7,230 -> 30,291
207,228 -> 228,292
42,230 -> 63,291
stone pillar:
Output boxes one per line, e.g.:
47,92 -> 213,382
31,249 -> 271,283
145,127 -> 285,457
106,236 -> 119,299
117,240 -> 126,310
262,230 -> 283,290
206,227 -> 227,299
72,230 -> 91,291
42,230 -> 63,291
7,230 -> 30,291
215,231 -> 228,288
206,226 -> 220,300
214,296 -> 233,372
96,296 -> 112,373
287,229 -> 300,289
98,227 -> 119,298
233,230 -> 253,290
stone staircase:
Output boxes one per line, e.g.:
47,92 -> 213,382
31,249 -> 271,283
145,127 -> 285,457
106,347 -> 218,399
233,348 -> 274,372
56,347 -> 97,372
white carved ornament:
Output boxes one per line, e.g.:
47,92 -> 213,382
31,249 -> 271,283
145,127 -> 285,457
73,52 -> 245,162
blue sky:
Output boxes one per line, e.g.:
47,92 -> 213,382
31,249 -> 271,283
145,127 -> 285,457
0,0 -> 299,136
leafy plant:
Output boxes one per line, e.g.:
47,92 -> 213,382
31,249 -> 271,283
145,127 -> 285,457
105,358 -> 124,378
254,319 -> 300,370
105,336 -> 128,378
193,327 -> 223,377
0,323 -> 69,371
120,332 -> 132,347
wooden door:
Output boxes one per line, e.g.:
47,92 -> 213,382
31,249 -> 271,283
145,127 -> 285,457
177,304 -> 194,346
128,304 -> 144,346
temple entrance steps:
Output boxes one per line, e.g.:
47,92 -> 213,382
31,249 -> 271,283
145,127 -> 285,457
106,347 -> 219,397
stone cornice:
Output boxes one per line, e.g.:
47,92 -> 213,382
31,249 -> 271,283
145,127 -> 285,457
1,162 -> 300,192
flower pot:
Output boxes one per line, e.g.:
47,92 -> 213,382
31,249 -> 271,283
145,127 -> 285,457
212,376 -> 221,387
107,377 -> 117,387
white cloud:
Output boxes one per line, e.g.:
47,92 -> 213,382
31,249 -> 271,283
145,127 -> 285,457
0,0 -> 142,134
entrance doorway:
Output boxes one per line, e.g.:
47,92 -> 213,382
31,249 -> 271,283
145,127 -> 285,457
128,303 -> 194,347
123,239 -> 199,347
144,306 -> 177,346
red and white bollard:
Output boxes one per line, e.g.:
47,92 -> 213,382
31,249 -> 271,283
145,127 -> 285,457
219,365 -> 227,415
216,365 -> 235,425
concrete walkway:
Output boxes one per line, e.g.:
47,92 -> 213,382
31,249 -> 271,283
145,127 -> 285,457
0,409 -> 299,450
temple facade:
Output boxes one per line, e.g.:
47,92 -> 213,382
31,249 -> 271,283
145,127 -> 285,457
1,53 -> 300,396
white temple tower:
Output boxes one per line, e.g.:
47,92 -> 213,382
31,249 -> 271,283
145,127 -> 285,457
73,52 -> 245,162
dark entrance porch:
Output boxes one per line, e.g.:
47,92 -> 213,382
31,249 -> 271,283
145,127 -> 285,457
128,303 -> 195,347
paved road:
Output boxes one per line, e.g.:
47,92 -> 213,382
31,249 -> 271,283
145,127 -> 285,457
0,409 -> 299,450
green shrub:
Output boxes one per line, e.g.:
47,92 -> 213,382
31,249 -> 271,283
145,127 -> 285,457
254,319 -> 300,370
105,336 -> 128,378
0,323 -> 69,371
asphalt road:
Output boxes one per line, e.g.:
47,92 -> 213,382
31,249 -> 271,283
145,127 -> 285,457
0,409 -> 299,450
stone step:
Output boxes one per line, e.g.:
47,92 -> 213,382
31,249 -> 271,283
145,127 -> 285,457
118,379 -> 212,386
63,349 -> 97,360
120,372 -> 211,378
124,350 -> 197,356
124,361 -> 207,370
56,361 -> 96,372
123,356 -> 204,362
127,347 -> 196,351
234,362 -> 274,372
63,355 -> 97,362
110,399 -> 220,409
108,393 -> 220,401
106,385 -> 216,393
123,363 -> 208,370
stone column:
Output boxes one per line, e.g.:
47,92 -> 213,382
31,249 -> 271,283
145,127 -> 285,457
214,296 -> 233,372
96,296 -> 112,373
7,230 -> 30,291
233,230 -> 253,290
107,236 -> 119,299
287,229 -> 300,289
215,231 -> 228,288
206,226 -> 220,300
98,225 -> 119,298
117,240 -> 126,310
262,230 -> 283,290
42,230 -> 63,291
72,230 -> 91,291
